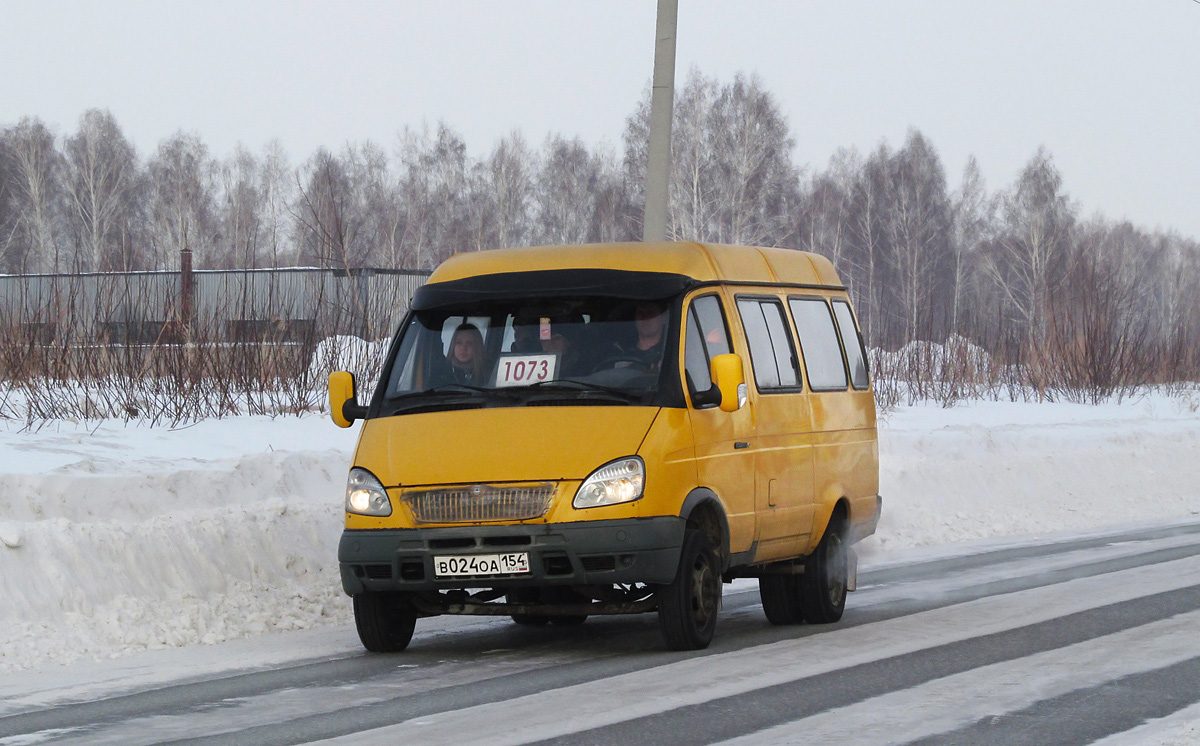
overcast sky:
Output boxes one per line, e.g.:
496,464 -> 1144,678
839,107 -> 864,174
2,0 -> 1198,239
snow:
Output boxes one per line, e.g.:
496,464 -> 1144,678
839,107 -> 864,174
0,417 -> 359,673
1,391 -> 1199,675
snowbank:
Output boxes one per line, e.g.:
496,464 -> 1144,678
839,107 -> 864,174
857,393 -> 1200,560
1,392 -> 1199,672
0,417 -> 359,672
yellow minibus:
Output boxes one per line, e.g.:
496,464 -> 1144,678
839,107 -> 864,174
329,242 -> 880,651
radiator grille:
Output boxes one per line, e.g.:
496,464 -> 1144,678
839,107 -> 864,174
403,483 -> 555,523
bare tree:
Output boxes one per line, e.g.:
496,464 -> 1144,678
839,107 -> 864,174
624,70 -> 800,247
294,147 -> 358,269
795,147 -> 860,267
467,132 -> 535,251
260,140 -> 296,267
343,141 -> 402,266
1,117 -> 66,272
64,109 -> 141,271
215,145 -> 264,269
983,148 -> 1075,347
535,134 -> 601,244
147,132 -> 219,269
882,130 -> 952,342
395,123 -> 472,268
949,156 -> 995,333
845,144 -> 892,346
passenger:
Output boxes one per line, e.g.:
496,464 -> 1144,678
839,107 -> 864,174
542,330 -> 582,376
446,323 -> 486,385
511,319 -> 540,353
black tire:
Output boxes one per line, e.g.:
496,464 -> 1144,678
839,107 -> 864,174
504,592 -> 549,628
353,593 -> 417,652
800,518 -> 848,624
759,574 -> 805,625
507,589 -> 553,626
550,614 -> 588,626
658,529 -> 723,650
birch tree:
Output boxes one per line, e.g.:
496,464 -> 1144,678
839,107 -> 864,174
395,124 -> 472,268
882,130 -> 952,342
147,132 -> 218,269
623,70 -> 800,247
64,109 -> 141,271
949,157 -> 995,333
2,118 -> 66,271
984,148 -> 1075,346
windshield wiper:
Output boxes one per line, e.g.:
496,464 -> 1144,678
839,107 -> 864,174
391,383 -> 525,399
386,384 -> 522,410
520,379 -> 643,402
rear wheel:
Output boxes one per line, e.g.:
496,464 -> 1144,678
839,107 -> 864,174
658,529 -> 722,650
507,590 -> 551,626
353,593 -> 417,652
759,574 -> 805,625
550,614 -> 588,626
800,518 -> 848,624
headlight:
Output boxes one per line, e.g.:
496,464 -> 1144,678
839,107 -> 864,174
573,457 -> 645,509
346,468 -> 392,516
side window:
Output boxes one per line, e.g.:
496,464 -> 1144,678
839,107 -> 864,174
736,298 -> 800,391
789,298 -> 848,391
684,294 -> 731,402
832,300 -> 869,390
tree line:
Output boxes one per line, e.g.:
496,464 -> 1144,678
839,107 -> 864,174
3,70 -> 1198,393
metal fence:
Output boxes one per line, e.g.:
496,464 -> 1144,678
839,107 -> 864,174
0,267 -> 430,344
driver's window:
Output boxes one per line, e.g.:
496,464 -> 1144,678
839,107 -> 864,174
684,294 -> 731,405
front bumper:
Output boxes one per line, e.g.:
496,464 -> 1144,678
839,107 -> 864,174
338,517 -> 687,595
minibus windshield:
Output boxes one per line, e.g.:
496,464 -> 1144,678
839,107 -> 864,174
379,295 -> 674,414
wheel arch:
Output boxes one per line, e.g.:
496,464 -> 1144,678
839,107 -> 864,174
808,495 -> 852,555
679,488 -> 731,571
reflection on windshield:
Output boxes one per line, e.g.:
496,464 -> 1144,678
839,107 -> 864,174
382,296 -> 673,412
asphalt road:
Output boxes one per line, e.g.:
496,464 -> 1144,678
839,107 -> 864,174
4,521 -> 1200,745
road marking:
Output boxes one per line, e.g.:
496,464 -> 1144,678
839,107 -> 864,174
713,608 -> 1200,745
307,554 -> 1200,746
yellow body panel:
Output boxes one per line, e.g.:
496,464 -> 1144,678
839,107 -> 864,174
343,242 -> 879,566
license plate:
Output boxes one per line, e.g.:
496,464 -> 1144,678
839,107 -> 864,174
433,552 -> 531,578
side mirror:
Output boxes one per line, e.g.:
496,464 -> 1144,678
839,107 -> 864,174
329,371 -> 368,428
710,354 -> 748,413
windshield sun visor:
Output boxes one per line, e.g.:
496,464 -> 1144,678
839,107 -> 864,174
411,269 -> 696,311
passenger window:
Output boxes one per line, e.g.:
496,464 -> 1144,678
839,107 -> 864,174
789,298 -> 848,391
832,300 -> 869,390
736,298 -> 800,390
684,295 -> 731,403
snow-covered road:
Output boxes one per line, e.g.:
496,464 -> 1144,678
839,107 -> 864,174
2,521 -> 1199,745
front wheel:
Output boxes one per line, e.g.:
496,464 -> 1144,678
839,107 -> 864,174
800,518 -> 848,624
658,529 -> 723,650
353,593 -> 417,652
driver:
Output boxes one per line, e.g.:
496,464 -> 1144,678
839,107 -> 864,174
613,301 -> 668,373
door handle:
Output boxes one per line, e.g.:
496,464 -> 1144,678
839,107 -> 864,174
734,441 -> 750,450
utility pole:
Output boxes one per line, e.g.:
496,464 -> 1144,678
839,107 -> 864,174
642,0 -> 678,243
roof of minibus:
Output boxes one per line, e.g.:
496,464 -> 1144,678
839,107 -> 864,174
426,242 -> 844,288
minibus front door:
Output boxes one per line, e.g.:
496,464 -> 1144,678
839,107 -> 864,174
683,292 -> 757,558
